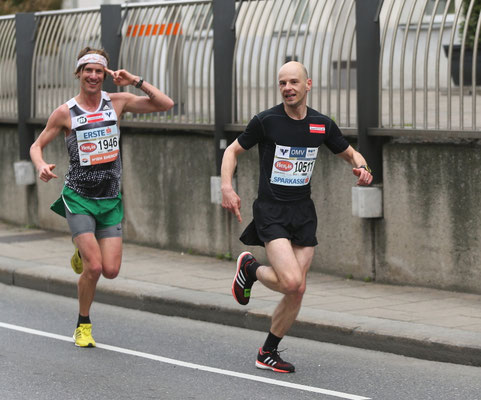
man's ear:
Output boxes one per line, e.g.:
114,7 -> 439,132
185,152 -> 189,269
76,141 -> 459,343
306,78 -> 312,92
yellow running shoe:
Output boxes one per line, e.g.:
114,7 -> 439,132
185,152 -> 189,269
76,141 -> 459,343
71,248 -> 83,274
73,323 -> 96,347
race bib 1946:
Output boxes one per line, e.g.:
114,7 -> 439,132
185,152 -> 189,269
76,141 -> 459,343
270,144 -> 318,186
76,124 -> 119,166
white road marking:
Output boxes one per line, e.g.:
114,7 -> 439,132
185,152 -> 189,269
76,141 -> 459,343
0,322 -> 370,400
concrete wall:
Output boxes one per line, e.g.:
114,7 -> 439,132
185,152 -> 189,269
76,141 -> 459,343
0,127 -> 32,226
2,124 -> 481,294
379,141 -> 481,293
121,131 -> 227,255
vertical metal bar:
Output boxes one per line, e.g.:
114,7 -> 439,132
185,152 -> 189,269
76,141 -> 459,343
356,0 -> 383,184
15,12 -> 36,160
205,10 -> 214,124
168,5 -> 188,122
254,1 -> 272,117
280,0 -> 303,63
445,0 -> 463,130
166,5 -> 184,122
30,17 -> 40,119
140,6 -> 165,121
31,14 -> 50,117
59,13 -> 75,105
192,4 -> 210,123
180,4 -> 196,123
390,0 -> 409,128
175,4 -> 191,122
346,6 -> 356,127
263,0 -> 283,111
330,0 -> 348,124
230,1 -> 245,123
142,7 -> 163,103
423,0 -> 441,129
271,2 -> 295,106
246,0 -> 265,119
338,0 -> 355,127
246,0 -> 266,119
8,18 -> 17,117
101,4 -> 122,94
411,0 -> 430,130
291,0 -> 310,62
128,7 -> 146,120
317,2 -> 337,114
4,20 -> 15,116
202,6 -> 214,124
237,0 -> 254,124
37,15 -> 53,115
213,0 -> 235,173
51,15 -> 67,107
434,0 -> 452,129
0,20 -> 9,112
181,4 -> 200,123
118,5 -> 134,72
306,1 -> 328,109
0,19 -> 16,117
459,0 -> 476,130
231,0 -> 248,123
159,6 -> 177,122
199,5 -> 214,124
299,0 -> 320,85
378,0 -> 395,128
472,4 -> 481,129
125,7 -> 142,98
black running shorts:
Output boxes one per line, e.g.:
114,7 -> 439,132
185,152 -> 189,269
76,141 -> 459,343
240,198 -> 318,247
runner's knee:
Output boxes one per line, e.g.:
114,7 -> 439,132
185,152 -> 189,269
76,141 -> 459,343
279,273 -> 303,294
102,264 -> 120,279
83,262 -> 102,280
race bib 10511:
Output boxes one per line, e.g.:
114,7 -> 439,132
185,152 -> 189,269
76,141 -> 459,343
270,144 -> 318,186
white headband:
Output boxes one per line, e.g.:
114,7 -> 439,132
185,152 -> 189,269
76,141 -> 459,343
76,54 -> 107,69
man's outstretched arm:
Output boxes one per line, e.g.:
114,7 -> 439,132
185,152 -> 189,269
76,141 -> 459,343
221,139 -> 246,223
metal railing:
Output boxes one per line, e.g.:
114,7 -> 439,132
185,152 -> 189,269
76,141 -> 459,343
0,16 -> 17,120
379,0 -> 481,131
231,0 -> 357,129
29,1 -> 214,127
119,0 -> 214,126
31,8 -> 102,120
1,0 -> 481,133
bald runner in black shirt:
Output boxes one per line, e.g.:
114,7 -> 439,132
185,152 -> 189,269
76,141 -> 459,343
221,61 -> 373,373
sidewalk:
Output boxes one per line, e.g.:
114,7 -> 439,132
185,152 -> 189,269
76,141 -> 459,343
0,221 -> 480,366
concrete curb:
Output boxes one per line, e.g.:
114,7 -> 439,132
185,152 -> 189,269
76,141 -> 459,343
1,259 -> 481,367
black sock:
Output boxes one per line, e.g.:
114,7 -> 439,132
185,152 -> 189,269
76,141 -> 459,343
246,260 -> 260,281
262,331 -> 282,352
77,314 -> 91,327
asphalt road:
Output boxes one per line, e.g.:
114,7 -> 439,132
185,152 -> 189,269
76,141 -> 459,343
1,283 -> 480,400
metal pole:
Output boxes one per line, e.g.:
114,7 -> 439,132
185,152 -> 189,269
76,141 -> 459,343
355,0 -> 384,184
213,0 -> 235,173
101,4 -> 122,93
15,13 -> 36,160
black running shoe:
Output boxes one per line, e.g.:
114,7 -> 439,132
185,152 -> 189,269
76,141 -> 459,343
256,347 -> 295,373
232,251 -> 256,305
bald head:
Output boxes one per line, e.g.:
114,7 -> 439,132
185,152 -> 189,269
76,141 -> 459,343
278,61 -> 312,114
278,61 -> 309,82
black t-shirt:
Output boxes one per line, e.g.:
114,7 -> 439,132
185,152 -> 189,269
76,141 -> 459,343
237,104 -> 349,202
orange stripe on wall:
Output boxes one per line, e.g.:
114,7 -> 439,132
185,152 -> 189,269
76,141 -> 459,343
126,23 -> 182,37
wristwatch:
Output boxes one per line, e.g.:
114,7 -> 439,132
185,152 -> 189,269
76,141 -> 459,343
134,77 -> 144,89
358,164 -> 372,173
